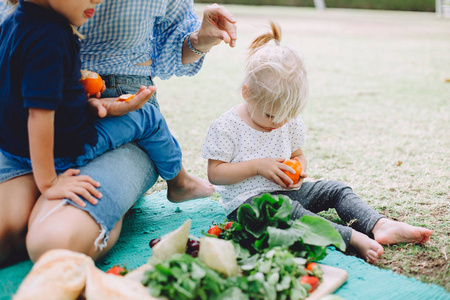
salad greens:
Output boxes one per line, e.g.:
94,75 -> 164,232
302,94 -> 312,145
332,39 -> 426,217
142,248 -> 311,300
226,194 -> 346,260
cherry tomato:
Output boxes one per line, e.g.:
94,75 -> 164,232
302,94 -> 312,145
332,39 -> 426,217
300,275 -> 320,293
306,262 -> 318,272
223,221 -> 234,230
207,225 -> 222,237
106,266 -> 127,276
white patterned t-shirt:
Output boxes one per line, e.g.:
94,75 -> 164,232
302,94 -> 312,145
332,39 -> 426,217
202,106 -> 306,215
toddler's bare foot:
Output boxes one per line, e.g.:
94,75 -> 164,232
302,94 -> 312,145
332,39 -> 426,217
372,218 -> 433,245
167,167 -> 214,202
350,230 -> 384,264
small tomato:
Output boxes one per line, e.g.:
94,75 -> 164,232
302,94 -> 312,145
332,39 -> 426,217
306,262 -> 318,272
300,275 -> 320,293
223,221 -> 233,230
207,225 -> 222,237
106,265 -> 127,276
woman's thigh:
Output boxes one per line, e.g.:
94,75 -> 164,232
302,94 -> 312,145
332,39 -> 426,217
0,174 -> 39,260
27,143 -> 159,261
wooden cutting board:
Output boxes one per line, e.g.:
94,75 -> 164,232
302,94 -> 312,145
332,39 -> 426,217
126,263 -> 347,299
305,264 -> 347,300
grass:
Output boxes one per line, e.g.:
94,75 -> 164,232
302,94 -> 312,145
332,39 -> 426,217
149,5 -> 450,290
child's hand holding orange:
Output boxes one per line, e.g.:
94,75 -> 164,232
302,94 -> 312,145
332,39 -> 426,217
80,70 -> 105,98
281,158 -> 305,187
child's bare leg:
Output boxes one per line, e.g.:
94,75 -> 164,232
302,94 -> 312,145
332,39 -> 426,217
166,166 -> 214,202
0,175 -> 39,264
26,195 -> 123,262
372,218 -> 433,245
350,229 -> 384,264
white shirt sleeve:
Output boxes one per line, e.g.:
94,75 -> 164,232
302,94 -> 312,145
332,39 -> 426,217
202,117 -> 235,163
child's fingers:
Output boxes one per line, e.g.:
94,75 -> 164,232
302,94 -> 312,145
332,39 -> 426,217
274,172 -> 290,188
62,168 -> 81,176
65,192 -> 86,207
75,174 -> 100,187
77,181 -> 102,200
71,186 -> 99,205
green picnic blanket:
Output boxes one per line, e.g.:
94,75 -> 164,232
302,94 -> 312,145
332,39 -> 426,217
1,191 -> 449,300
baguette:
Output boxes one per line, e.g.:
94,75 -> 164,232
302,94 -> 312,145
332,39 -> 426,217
13,249 -> 94,300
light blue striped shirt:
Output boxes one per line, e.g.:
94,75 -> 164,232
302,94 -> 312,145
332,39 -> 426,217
0,0 -> 204,80
79,0 -> 204,79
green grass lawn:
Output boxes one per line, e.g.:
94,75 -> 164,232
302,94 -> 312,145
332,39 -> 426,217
151,5 -> 450,289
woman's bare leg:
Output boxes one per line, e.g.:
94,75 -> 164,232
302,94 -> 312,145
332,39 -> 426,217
0,175 -> 39,264
26,195 -> 123,262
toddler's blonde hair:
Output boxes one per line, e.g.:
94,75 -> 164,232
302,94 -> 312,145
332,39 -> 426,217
242,22 -> 308,124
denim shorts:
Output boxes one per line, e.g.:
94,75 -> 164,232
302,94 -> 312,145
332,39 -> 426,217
0,74 -> 160,249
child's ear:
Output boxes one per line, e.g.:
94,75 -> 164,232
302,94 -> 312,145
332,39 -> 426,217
241,85 -> 248,100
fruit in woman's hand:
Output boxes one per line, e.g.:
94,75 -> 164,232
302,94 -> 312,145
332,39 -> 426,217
117,94 -> 136,102
207,225 -> 222,237
300,275 -> 320,293
80,70 -> 103,95
106,265 -> 127,276
282,159 -> 302,185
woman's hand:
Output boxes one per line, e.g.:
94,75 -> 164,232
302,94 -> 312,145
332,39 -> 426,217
192,4 -> 237,53
42,169 -> 101,207
87,86 -> 157,118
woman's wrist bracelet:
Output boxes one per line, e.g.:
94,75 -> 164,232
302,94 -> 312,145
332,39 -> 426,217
187,32 -> 208,56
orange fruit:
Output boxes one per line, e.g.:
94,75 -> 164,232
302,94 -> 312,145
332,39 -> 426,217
282,159 -> 302,185
117,94 -> 136,102
80,70 -> 103,95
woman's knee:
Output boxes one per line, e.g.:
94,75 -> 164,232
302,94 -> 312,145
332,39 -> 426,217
26,221 -> 72,262
26,204 -> 103,262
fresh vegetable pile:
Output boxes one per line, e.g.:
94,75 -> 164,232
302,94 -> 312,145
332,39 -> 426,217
141,194 -> 346,300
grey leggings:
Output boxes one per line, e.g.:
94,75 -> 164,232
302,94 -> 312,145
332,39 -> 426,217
227,180 -> 384,247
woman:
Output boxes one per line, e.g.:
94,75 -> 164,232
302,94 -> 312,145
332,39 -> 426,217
0,1 -> 237,264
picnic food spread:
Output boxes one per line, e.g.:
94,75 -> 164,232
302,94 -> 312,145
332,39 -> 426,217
13,194 -> 348,299
137,194 -> 347,300
79,70 -> 103,95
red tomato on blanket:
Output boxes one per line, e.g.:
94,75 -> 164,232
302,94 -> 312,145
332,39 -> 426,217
207,225 -> 222,237
106,266 -> 127,276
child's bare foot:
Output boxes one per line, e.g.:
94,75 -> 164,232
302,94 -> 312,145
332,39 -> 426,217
372,218 -> 433,245
167,167 -> 214,202
350,230 -> 384,263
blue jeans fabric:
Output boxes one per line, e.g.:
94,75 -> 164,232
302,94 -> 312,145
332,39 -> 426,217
0,74 -> 164,246
227,180 -> 385,247
76,103 -> 182,181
